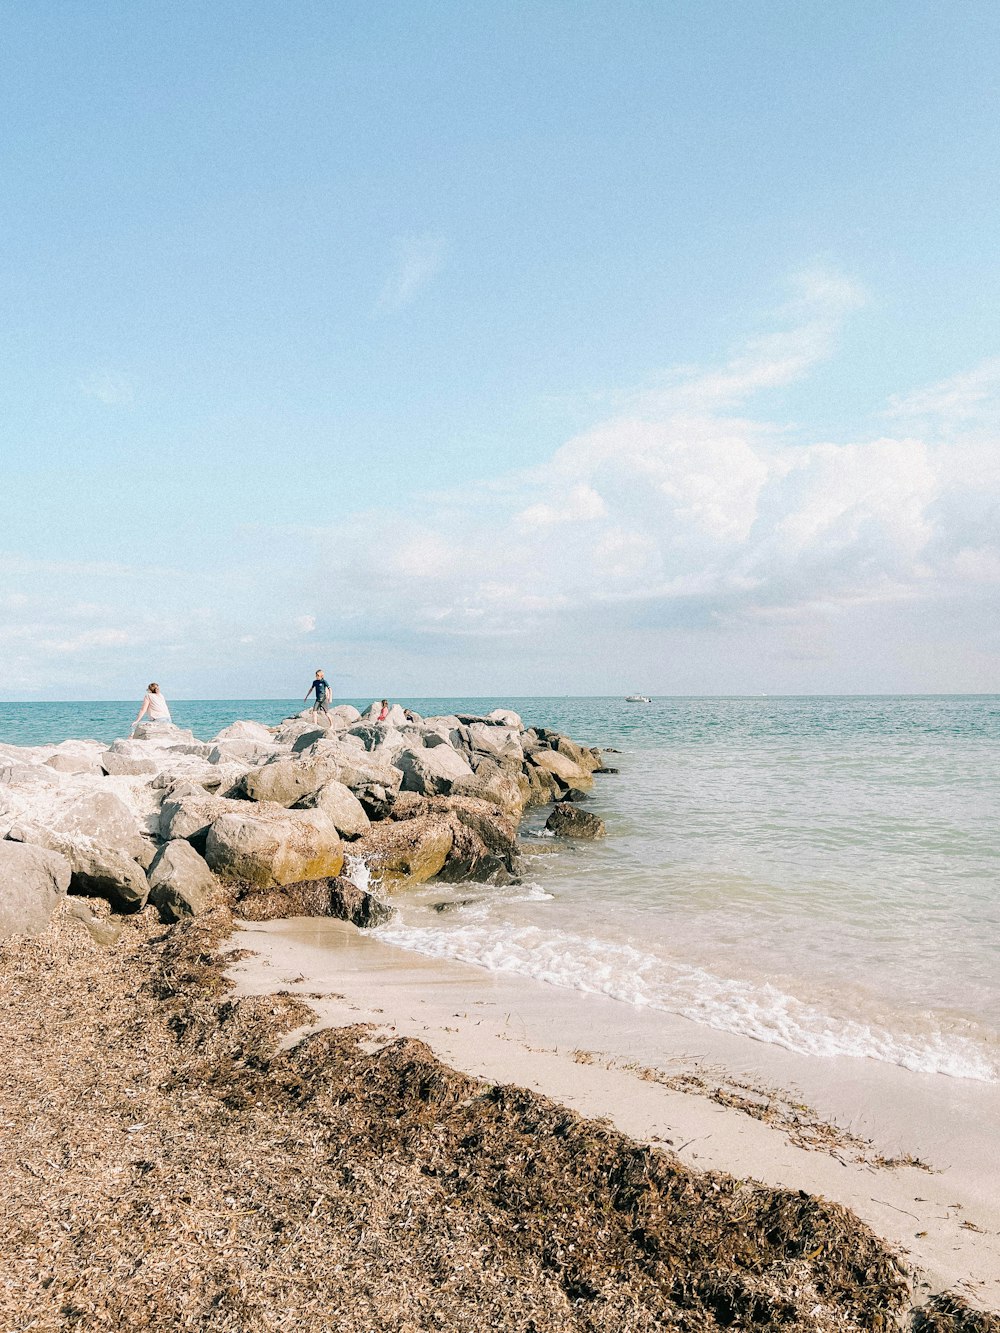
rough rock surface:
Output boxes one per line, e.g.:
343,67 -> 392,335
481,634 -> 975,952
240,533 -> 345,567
237,754 -> 343,807
159,785 -> 247,851
205,807 -> 344,888
236,875 -> 393,928
44,753 -> 103,777
211,720 -> 275,743
370,794 -> 520,886
396,745 -> 475,797
68,846 -> 151,913
207,739 -> 282,767
0,841 -> 71,939
352,816 -> 455,886
147,839 -> 218,921
1,762 -> 59,789
10,789 -> 150,864
100,750 -> 158,777
296,779 -> 370,839
530,748 -> 594,792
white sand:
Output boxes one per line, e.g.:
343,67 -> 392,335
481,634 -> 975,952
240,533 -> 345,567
226,917 -> 1000,1312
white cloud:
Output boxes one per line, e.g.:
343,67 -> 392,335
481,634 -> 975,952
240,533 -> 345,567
885,356 -> 1000,428
376,234 -> 446,313
517,483 -> 606,528
624,268 -> 866,414
284,271 -> 1000,688
6,270 -> 1000,696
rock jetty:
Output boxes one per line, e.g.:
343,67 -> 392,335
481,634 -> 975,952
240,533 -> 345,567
0,704 -> 608,939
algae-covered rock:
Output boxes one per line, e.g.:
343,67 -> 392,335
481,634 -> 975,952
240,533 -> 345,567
352,816 -> 454,887
205,807 -> 344,888
236,875 -> 393,928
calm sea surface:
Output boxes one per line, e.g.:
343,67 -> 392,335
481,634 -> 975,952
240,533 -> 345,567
3,696 -> 998,1081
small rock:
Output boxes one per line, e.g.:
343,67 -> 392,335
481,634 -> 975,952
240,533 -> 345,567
545,803 -> 607,840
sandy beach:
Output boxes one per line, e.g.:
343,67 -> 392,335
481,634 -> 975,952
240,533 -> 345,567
227,916 -> 1000,1315
0,898 -> 945,1332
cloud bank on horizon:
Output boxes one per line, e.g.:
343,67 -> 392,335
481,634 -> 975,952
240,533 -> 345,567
2,271 -> 998,698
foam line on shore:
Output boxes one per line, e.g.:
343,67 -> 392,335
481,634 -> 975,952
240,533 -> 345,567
371,917 -> 999,1082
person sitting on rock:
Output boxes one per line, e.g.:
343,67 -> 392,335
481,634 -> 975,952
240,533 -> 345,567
305,670 -> 332,718
377,699 -> 390,723
133,682 -> 171,728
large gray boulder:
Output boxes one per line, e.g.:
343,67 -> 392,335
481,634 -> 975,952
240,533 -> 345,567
453,759 -> 526,819
555,736 -> 603,774
158,785 -> 247,851
530,748 -> 593,793
100,750 -> 158,777
301,740 -> 404,809
204,807 -> 344,888
147,839 -> 218,921
328,704 -> 362,727
273,714 -> 334,745
10,789 -> 150,865
0,762 -> 59,789
0,841 -> 71,940
466,721 -> 524,764
290,728 -> 329,754
237,754 -> 346,807
487,708 -> 523,729
369,729 -> 413,767
68,846 -> 150,913
297,779 -> 371,839
132,722 -> 196,743
395,745 -> 475,797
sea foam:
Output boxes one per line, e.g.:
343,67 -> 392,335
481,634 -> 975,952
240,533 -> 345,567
375,919 -> 999,1083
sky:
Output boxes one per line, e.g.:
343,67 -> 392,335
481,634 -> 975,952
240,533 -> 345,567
2,0 -> 999,698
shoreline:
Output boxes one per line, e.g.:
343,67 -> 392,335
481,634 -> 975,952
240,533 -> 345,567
2,702 -> 999,1325
2,897 -> 995,1331
227,915 -> 1000,1312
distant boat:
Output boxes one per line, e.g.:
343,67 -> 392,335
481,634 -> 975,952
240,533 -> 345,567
624,694 -> 651,703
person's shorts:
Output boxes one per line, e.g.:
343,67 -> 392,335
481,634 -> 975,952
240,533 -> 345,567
315,694 -> 330,712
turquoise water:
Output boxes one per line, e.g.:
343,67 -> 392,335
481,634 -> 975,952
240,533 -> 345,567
4,696 -> 998,1081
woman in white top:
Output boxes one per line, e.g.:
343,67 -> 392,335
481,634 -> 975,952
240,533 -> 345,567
134,682 -> 172,726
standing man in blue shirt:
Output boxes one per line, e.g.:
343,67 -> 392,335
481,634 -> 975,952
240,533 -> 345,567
304,669 -> 332,719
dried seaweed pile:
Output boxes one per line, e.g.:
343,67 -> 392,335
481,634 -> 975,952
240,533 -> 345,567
0,902 -> 992,1331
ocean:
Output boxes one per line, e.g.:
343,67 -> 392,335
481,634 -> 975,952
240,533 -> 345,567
3,695 -> 998,1083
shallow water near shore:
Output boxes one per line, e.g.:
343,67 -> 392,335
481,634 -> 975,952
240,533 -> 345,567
4,694 -> 999,1085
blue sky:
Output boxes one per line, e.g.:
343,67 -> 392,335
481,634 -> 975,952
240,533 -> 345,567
2,1 -> 999,698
